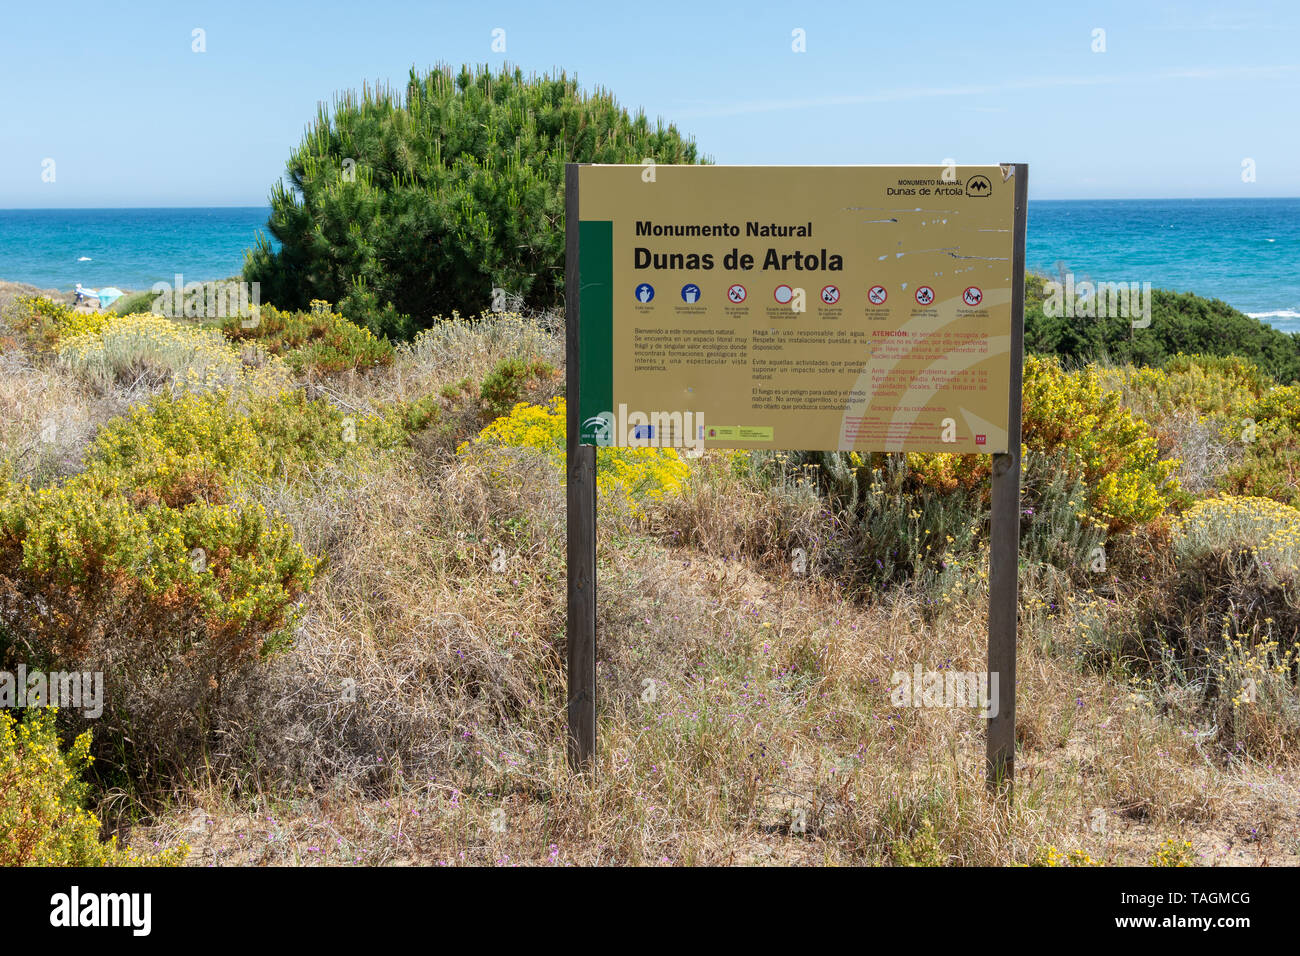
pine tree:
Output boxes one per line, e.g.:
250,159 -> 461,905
244,64 -> 706,338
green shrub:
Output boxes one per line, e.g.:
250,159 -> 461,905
388,356 -> 558,455
0,476 -> 317,773
788,355 -> 1177,593
0,709 -> 186,866
3,295 -> 81,351
220,300 -> 394,375
109,289 -> 161,315
81,388 -> 406,505
1104,354 -> 1269,426
244,63 -> 706,336
479,356 -> 556,418
1223,384 -> 1300,507
816,453 -> 984,595
1025,274 -> 1300,384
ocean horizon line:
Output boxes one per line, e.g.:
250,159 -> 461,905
3,196 -> 1300,212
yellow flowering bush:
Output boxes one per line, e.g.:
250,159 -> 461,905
57,312 -> 247,391
0,476 -> 317,653
0,374 -> 424,777
459,397 -> 689,515
1224,384 -> 1300,508
3,295 -> 83,350
1021,356 -> 1180,530
1099,354 -> 1269,424
908,356 -> 1179,532
0,710 -> 186,866
0,474 -> 317,774
82,388 -> 406,505
55,308 -> 114,340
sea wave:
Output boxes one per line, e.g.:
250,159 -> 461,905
1247,310 -> 1300,320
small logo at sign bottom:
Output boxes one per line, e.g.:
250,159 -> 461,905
975,435 -> 986,445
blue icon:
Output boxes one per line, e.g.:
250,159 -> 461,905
635,283 -> 655,303
631,424 -> 655,440
681,283 -> 701,304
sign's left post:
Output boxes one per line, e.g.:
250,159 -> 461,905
565,163 -> 598,772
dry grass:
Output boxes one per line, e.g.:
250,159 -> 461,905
0,348 -> 136,484
321,310 -> 563,417
2,304 -> 1297,866
130,512 -> 1300,864
127,447 -> 1300,866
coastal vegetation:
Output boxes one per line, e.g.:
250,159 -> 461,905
4,277 -> 1300,866
242,63 -> 706,338
1026,272 -> 1300,383
1,65 -> 1298,867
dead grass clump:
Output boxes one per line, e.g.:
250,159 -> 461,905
655,452 -> 826,578
232,448 -> 568,792
0,349 -> 135,484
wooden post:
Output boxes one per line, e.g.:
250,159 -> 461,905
565,163 -> 597,771
986,163 -> 1028,793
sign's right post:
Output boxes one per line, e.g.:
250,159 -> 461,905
986,163 -> 1029,794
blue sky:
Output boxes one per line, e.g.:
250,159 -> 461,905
1,0 -> 1296,206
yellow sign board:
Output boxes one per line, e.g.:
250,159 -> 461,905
576,164 -> 1020,453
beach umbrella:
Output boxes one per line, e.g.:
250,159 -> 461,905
97,287 -> 124,307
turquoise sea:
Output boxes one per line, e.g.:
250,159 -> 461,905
1,199 -> 1297,330
1026,198 -> 1300,331
0,207 -> 275,294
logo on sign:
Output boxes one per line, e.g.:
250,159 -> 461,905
962,286 -> 983,307
582,415 -> 611,444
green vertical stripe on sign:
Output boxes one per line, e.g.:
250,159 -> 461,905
578,219 -> 613,439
